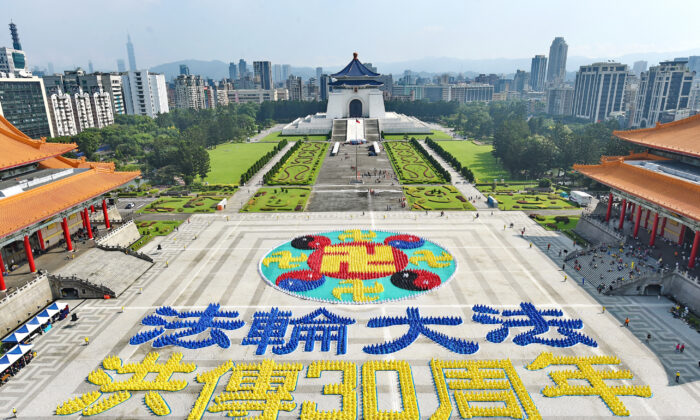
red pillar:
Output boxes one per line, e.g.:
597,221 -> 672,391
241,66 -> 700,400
80,210 -> 86,228
84,208 -> 93,239
618,199 -> 627,230
679,225 -> 686,245
90,205 -> 95,213
37,229 -> 46,251
605,193 -> 613,222
62,217 -> 73,251
24,235 -> 36,273
689,231 -> 699,269
0,252 -> 6,291
649,213 -> 659,246
102,199 -> 111,229
633,205 -> 642,237
644,210 -> 650,228
660,217 -> 667,237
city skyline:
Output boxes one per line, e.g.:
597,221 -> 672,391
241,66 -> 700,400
3,0 -> 700,73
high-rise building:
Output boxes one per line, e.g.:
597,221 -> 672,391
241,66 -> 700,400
9,22 -> 21,50
320,74 -> 330,101
286,75 -> 302,101
228,62 -> 238,80
238,59 -> 247,78
546,37 -> 568,85
179,64 -> 190,75
72,89 -> 95,132
530,55 -> 547,91
0,76 -> 53,137
126,34 -> 137,72
90,89 -> 114,128
315,67 -> 323,85
48,90 -> 77,136
450,84 -> 494,103
688,56 -> 700,74
117,59 -> 126,72
272,64 -> 282,85
572,62 -> 629,122
688,77 -> 700,112
546,86 -> 574,115
632,60 -> 695,127
47,62 -> 54,75
282,64 -> 291,81
88,61 -> 94,74
513,70 -> 528,92
174,74 -> 206,109
122,70 -> 169,117
253,61 -> 272,90
632,61 -> 647,76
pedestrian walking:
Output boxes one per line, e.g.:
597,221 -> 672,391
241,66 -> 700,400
559,250 -> 562,257
602,306 -> 606,313
12,408 -> 17,418
676,343 -> 680,352
624,317 -> 630,327
562,263 -> 565,270
582,277 -> 585,286
563,275 -> 567,282
681,344 -> 685,353
529,243 -> 533,248
646,333 -> 651,342
676,371 -> 680,383
84,336 -> 89,346
547,243 -> 551,251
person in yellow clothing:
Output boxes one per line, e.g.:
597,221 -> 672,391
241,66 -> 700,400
84,336 -> 89,346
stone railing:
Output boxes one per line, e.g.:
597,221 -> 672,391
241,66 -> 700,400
95,243 -> 154,263
0,273 -> 46,308
580,214 -> 624,242
47,273 -> 116,298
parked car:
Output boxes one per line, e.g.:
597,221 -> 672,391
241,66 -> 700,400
125,202 -> 135,209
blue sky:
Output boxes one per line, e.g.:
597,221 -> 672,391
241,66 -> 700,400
4,0 -> 700,71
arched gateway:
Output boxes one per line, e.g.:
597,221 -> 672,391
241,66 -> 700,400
349,99 -> 362,118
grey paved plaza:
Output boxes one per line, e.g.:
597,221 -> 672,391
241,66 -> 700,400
2,211 -> 700,419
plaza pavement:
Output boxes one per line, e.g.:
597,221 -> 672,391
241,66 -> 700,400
2,211 -> 699,418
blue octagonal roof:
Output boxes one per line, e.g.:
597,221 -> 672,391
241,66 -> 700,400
331,53 -> 380,78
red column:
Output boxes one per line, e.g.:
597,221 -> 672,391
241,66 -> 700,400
37,229 -> 46,251
644,210 -> 650,228
80,210 -> 86,228
24,235 -> 36,273
679,225 -> 686,245
618,199 -> 627,230
660,217 -> 667,237
90,205 -> 95,213
0,252 -> 6,291
605,193 -> 613,221
649,213 -> 659,246
102,199 -> 111,229
633,205 -> 642,237
84,208 -> 93,239
689,231 -> 699,269
62,217 -> 73,251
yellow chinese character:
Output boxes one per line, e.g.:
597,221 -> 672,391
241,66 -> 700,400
338,229 -> 376,242
301,361 -> 357,419
430,359 -> 540,419
362,360 -> 419,419
262,250 -> 308,269
409,250 -> 453,268
527,352 -> 651,416
332,278 -> 384,302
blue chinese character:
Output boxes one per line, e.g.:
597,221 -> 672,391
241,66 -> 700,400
363,307 -> 478,354
241,307 -> 292,355
472,302 -> 597,347
129,303 -> 244,349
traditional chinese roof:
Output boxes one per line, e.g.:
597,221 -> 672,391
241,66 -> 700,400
0,166 -> 139,239
331,53 -> 380,78
38,155 -> 115,171
0,114 -> 77,170
613,114 -> 700,159
574,159 -> 700,222
329,79 -> 384,87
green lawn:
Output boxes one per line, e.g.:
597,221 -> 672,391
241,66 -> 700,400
385,141 -> 446,184
267,142 -> 329,185
258,131 -> 329,142
492,192 -> 578,211
138,196 -> 227,214
435,140 -> 510,182
205,142 -> 278,185
241,187 -> 311,212
383,131 -> 452,140
403,186 -> 476,211
130,220 -> 184,251
475,182 -> 538,193
533,215 -> 588,246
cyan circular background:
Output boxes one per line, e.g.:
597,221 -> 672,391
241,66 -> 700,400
258,230 -> 457,304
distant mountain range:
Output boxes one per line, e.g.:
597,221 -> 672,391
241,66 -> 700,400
150,48 -> 700,81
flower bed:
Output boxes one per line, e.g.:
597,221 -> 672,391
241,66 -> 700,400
385,141 -> 447,184
403,186 -> 475,211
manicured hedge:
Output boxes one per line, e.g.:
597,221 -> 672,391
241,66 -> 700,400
239,139 -> 288,185
425,138 -> 474,182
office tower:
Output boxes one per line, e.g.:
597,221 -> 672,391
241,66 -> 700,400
0,76 -> 53,137
513,70 -> 528,92
126,34 -> 137,71
572,62 -> 628,122
688,56 -> 700,74
1,23 -> 28,77
91,73 -> 125,116
688,78 -> 700,112
174,74 -> 206,109
530,55 -> 547,91
632,60 -> 694,127
273,64 -> 282,85
305,78 -> 319,101
282,64 -> 291,81
88,61 -> 94,73
320,74 -> 330,101
47,62 -> 54,75
228,62 -> 238,80
316,67 -> 322,85
122,70 -> 169,117
632,61 -> 647,76
546,37 -> 568,85
179,64 -> 190,75
238,59 -> 247,78
546,86 -> 574,115
450,84 -> 494,103
9,22 -> 21,50
286,75 -> 302,101
117,59 -> 126,72
253,61 -> 272,90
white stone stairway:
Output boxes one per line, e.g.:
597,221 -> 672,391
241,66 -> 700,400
364,118 -> 380,141
331,119 -> 347,142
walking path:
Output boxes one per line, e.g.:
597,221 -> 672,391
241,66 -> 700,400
249,123 -> 285,142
